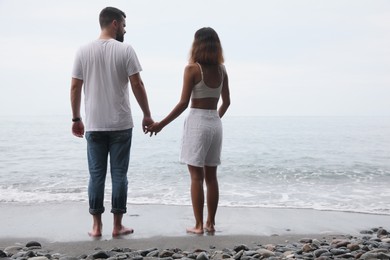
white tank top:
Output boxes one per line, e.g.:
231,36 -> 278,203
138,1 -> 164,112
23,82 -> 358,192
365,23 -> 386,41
191,63 -> 224,99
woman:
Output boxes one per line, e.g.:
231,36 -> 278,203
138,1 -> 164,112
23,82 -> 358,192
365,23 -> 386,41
147,27 -> 230,234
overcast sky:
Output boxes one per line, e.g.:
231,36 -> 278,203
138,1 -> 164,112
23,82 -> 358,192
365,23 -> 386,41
0,0 -> 389,117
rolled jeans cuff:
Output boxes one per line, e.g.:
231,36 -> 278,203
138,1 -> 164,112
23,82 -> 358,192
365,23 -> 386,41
111,207 -> 127,214
89,207 -> 105,215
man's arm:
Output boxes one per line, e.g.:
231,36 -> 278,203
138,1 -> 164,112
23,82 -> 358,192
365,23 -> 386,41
129,73 -> 153,132
70,78 -> 84,137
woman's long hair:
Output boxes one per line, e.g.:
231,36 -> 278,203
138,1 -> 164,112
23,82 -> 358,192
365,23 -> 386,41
189,27 -> 224,65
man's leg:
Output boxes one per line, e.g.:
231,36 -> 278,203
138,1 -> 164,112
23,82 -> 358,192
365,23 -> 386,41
86,131 -> 109,237
90,214 -> 103,237
109,128 -> 133,237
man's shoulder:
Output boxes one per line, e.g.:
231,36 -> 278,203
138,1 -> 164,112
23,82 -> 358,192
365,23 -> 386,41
106,40 -> 136,53
77,40 -> 99,52
79,39 -> 133,49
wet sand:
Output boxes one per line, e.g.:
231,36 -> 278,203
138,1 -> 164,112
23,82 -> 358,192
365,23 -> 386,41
0,202 -> 388,246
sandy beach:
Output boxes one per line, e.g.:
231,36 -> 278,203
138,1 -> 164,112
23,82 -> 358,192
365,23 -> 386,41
1,202 -> 389,241
1,202 -> 389,257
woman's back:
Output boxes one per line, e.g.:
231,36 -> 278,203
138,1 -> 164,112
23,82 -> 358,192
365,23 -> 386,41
191,63 -> 224,110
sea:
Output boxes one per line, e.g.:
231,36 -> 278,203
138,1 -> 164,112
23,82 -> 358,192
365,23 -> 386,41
0,115 -> 389,215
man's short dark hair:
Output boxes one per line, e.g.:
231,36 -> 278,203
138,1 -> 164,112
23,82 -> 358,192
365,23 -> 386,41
99,7 -> 126,28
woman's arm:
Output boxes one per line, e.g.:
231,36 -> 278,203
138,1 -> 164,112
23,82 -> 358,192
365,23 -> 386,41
218,69 -> 231,118
148,64 -> 196,134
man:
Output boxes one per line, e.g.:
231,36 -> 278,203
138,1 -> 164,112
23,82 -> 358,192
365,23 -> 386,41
70,7 -> 153,237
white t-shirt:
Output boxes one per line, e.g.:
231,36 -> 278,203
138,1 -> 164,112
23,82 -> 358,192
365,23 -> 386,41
72,39 -> 142,131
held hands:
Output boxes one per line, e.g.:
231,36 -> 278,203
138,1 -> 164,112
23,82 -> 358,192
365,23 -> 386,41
142,116 -> 154,136
145,122 -> 163,136
142,116 -> 162,136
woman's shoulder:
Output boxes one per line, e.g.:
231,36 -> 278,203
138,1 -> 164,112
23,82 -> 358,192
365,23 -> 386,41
184,63 -> 201,75
185,63 -> 199,70
184,63 -> 202,83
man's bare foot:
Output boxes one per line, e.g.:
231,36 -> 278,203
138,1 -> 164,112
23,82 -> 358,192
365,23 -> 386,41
112,226 -> 134,237
88,224 -> 102,237
186,227 -> 204,234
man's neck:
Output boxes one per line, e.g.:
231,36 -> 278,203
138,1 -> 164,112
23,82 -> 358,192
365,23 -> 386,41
99,30 -> 115,40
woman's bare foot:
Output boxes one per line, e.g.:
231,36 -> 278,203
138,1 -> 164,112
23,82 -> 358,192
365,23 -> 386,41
112,226 -> 134,237
204,225 -> 215,233
186,227 -> 204,234
88,230 -> 102,238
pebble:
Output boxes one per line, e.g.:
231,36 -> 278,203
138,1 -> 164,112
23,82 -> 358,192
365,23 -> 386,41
1,228 -> 390,260
26,242 -> 42,248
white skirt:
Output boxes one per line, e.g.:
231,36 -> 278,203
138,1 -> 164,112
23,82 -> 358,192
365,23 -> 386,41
180,108 -> 222,167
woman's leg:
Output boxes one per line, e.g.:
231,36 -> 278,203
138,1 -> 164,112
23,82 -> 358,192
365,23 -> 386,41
187,165 -> 205,234
204,166 -> 219,232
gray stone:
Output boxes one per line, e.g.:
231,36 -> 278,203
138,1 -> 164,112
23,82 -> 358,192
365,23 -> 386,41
338,253 -> 355,259
367,240 -> 381,248
302,243 -> 315,253
379,243 -> 390,250
367,248 -> 390,254
172,253 -> 185,259
347,243 -> 360,251
264,244 -> 276,251
0,250 -> 7,258
24,251 -> 36,258
311,239 -> 321,248
28,257 -> 49,260
316,256 -> 332,260
233,245 -> 249,252
360,230 -> 374,235
125,252 -> 142,258
377,253 -> 390,259
329,248 -> 349,255
159,250 -> 174,258
299,238 -> 312,244
92,251 -> 110,259
360,251 -> 390,259
4,246 -> 23,256
196,252 -> 209,260
186,253 -> 197,259
377,228 -> 389,238
146,250 -> 159,257
210,251 -> 223,260
313,248 -> 328,257
232,250 -> 243,260
335,240 -> 350,248
140,248 -> 158,257
26,242 -> 42,248
255,249 -> 275,258
243,251 -> 257,257
85,255 -> 95,260
111,253 -> 128,260
11,251 -> 26,259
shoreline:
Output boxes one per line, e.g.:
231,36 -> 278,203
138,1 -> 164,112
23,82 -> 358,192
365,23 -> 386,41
1,202 -> 389,258
1,202 -> 389,242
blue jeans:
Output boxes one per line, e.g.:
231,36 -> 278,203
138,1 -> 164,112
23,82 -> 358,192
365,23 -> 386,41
85,128 -> 132,215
